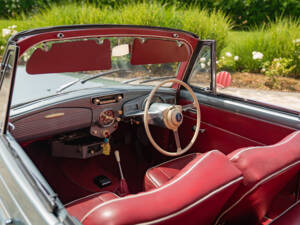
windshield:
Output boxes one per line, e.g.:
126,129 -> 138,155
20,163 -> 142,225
12,36 -> 188,106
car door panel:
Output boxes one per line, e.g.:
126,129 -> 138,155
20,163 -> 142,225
179,90 -> 297,154
0,135 -> 61,225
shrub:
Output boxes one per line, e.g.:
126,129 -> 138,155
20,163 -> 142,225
211,0 -> 300,29
262,58 -> 296,88
28,2 -> 231,52
216,52 -> 240,72
64,0 -> 300,29
170,0 -> 300,29
221,18 -> 300,75
0,0 -> 56,18
1,0 -> 299,29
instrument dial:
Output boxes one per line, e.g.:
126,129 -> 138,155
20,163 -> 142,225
99,110 -> 115,127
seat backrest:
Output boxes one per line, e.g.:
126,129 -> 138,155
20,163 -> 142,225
80,150 -> 242,225
216,131 -> 300,225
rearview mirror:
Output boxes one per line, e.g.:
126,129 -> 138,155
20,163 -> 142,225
112,44 -> 129,57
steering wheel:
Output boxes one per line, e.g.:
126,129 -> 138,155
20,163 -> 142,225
143,79 -> 201,157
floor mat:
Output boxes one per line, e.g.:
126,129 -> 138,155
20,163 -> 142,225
25,140 -> 148,204
59,154 -> 120,193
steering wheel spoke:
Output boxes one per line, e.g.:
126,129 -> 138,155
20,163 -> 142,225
143,79 -> 201,157
182,102 -> 196,112
173,130 -> 182,153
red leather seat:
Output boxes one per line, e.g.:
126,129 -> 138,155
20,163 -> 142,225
66,150 -> 242,225
269,201 -> 300,225
66,192 -> 119,222
145,153 -> 199,190
215,131 -> 300,225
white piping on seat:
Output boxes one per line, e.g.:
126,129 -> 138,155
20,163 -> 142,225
214,160 -> 300,225
146,175 -> 160,188
158,167 -> 171,179
145,153 -> 199,188
230,131 -> 300,161
268,200 -> 300,224
64,191 -> 119,207
81,150 -> 235,223
139,176 -> 243,225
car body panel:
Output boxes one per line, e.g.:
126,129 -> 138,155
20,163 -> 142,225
0,24 -> 299,225
0,134 -> 64,225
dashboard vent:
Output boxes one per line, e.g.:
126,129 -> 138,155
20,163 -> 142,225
92,94 -> 123,105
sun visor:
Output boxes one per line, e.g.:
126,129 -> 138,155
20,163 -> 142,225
130,38 -> 190,65
26,39 -> 111,74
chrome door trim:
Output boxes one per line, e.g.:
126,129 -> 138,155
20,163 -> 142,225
180,90 -> 300,130
0,44 -> 19,134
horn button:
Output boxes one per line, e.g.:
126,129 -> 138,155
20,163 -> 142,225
163,106 -> 183,130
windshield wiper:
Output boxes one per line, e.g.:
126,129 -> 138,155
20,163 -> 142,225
122,76 -> 175,84
56,69 -> 128,93
139,76 -> 175,84
122,76 -> 152,84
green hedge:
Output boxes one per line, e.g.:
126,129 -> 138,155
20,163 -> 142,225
27,2 -> 231,53
1,0 -> 299,29
0,0 -> 55,18
219,19 -> 300,76
179,0 -> 300,29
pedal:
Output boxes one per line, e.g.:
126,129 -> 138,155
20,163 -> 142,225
93,175 -> 112,188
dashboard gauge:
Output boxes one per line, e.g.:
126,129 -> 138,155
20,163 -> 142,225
99,110 -> 115,127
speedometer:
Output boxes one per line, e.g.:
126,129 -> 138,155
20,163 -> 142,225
99,110 -> 115,127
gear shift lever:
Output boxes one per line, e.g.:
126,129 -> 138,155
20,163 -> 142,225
114,150 -> 129,196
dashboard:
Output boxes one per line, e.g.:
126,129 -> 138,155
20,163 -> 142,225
10,87 -> 176,142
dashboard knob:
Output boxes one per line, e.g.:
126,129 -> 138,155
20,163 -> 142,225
102,130 -> 110,137
117,95 -> 123,101
92,129 -> 98,135
93,98 -> 101,105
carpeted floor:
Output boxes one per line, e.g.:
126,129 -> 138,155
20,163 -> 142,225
25,139 -> 150,204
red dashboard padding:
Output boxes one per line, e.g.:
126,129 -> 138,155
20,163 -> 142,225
144,153 -> 199,190
217,131 -> 300,225
130,38 -> 189,65
74,150 -> 242,225
26,39 -> 111,74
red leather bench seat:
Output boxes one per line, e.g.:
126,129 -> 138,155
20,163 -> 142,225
270,201 -> 300,225
66,150 -> 243,225
145,153 -> 199,190
66,192 -> 119,222
216,131 -> 300,225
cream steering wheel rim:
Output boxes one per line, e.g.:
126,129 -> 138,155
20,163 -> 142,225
143,79 -> 201,157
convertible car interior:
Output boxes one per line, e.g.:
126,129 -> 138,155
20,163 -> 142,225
0,25 -> 299,225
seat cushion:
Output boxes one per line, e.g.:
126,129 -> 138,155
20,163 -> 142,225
270,201 -> 300,225
66,192 -> 119,222
144,153 -> 199,190
79,150 -> 243,225
216,131 -> 300,225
